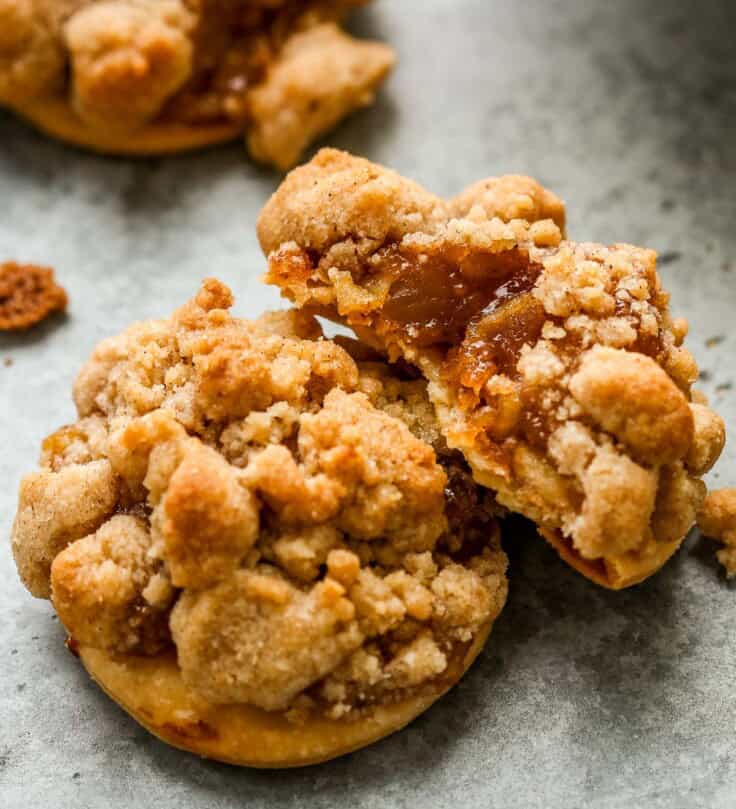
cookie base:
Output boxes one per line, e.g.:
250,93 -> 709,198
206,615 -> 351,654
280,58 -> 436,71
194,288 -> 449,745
12,99 -> 243,156
75,617 -> 493,768
463,452 -> 682,590
540,527 -> 683,590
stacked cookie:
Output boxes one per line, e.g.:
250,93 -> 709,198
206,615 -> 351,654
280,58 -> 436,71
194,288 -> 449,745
11,150 -> 728,766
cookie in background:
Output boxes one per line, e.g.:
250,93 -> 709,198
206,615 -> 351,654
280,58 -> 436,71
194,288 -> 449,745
0,1 -> 394,169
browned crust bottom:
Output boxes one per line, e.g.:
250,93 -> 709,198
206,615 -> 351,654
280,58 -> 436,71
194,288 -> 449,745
11,99 -> 243,156
540,528 -> 683,590
76,616 -> 494,768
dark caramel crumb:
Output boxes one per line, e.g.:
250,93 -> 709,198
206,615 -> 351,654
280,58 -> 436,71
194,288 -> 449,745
65,636 -> 80,658
0,263 -> 68,331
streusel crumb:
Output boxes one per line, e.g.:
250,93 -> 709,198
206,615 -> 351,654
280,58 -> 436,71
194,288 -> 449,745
258,149 -> 726,586
698,489 -> 736,578
12,278 -> 507,718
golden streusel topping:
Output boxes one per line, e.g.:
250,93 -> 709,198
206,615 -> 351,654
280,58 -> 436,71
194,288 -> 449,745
12,278 -> 506,719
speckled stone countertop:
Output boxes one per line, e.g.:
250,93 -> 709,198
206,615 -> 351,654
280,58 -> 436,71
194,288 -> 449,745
1,1 -> 735,807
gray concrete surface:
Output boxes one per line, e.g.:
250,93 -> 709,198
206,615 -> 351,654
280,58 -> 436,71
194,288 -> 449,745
1,1 -> 736,807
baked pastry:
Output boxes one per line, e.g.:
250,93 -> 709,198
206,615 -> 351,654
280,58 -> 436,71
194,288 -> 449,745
11,278 -> 507,766
0,1 -> 394,168
258,148 -> 726,589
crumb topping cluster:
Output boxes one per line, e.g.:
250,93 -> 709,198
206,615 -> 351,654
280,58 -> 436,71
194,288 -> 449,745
259,149 -> 726,582
698,489 -> 736,578
12,279 -> 507,718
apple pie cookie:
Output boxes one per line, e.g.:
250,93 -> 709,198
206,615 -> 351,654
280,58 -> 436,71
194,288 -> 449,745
11,278 -> 507,766
259,148 -> 725,589
0,1 -> 394,168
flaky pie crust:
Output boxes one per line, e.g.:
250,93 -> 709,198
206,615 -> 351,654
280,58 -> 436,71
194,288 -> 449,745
75,617 -> 493,768
14,96 -> 243,155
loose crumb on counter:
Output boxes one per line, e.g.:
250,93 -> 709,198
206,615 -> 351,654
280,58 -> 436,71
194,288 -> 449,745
0,263 -> 67,331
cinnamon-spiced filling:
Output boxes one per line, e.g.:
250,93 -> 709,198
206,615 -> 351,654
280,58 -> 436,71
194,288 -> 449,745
274,243 -> 556,450
368,244 -> 544,384
273,239 -> 673,456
